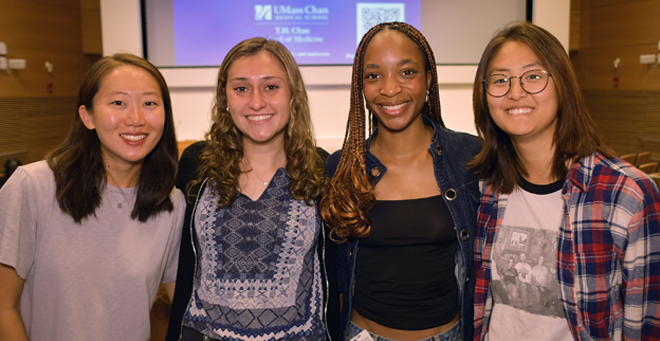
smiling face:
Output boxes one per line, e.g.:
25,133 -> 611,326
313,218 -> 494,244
486,41 -> 559,147
362,29 -> 431,133
79,65 -> 165,171
226,50 -> 291,147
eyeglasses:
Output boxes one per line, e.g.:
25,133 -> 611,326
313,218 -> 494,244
483,69 -> 552,98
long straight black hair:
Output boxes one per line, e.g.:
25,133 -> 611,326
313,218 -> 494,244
47,53 -> 178,223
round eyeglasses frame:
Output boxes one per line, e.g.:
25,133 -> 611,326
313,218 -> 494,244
482,69 -> 552,98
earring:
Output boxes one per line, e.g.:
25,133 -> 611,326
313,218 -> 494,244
425,91 -> 429,103
226,106 -> 230,112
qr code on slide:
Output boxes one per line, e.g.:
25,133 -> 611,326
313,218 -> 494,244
356,3 -> 405,44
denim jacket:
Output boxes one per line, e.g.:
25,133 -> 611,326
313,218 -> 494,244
324,116 -> 481,341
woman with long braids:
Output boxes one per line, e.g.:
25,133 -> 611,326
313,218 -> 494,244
166,38 -> 329,341
320,22 -> 480,341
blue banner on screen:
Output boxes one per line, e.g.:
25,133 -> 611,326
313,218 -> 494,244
172,1 -> 421,66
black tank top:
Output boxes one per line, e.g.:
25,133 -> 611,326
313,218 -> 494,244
353,195 -> 459,330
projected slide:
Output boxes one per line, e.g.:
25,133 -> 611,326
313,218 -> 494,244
171,1 -> 420,66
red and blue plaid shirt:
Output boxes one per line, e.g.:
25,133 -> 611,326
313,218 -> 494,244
474,152 -> 660,340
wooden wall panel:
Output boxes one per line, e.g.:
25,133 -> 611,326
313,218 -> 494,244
81,0 -> 102,54
572,0 -> 660,158
652,1 -> 660,40
591,0 -> 645,8
0,0 -> 101,171
578,1 -> 591,50
645,92 -> 660,152
0,97 -> 77,169
0,0 -> 100,98
583,90 -> 660,157
650,1 -> 660,92
570,0 -> 591,85
589,1 -> 652,48
569,0 -> 581,51
580,45 -> 653,90
19,0 -> 79,7
648,61 -> 660,91
4,1 -> 82,52
0,49 -> 98,97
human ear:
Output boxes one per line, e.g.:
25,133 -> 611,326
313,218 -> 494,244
78,105 -> 95,130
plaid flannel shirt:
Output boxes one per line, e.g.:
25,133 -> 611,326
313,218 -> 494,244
473,152 -> 660,341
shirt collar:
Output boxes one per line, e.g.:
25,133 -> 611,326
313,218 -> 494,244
565,152 -> 602,192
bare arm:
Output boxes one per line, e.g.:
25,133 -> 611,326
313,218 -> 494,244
163,282 -> 176,303
0,263 -> 28,341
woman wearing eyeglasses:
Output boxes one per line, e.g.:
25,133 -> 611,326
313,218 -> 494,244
470,22 -> 660,340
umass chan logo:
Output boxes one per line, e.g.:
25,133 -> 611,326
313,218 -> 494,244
255,5 -> 272,21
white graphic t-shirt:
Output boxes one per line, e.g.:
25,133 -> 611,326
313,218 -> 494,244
485,177 -> 573,341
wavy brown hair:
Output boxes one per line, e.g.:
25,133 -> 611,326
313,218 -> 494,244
319,22 -> 443,243
47,53 -> 178,223
469,22 -> 613,194
192,37 -> 326,207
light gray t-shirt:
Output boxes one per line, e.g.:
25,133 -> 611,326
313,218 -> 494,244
486,181 -> 572,341
0,161 -> 185,341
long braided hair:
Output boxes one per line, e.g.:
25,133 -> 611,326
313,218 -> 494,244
319,22 -> 443,243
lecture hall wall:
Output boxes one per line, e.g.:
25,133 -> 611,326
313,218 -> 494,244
570,0 -> 660,158
0,0 -> 101,169
1,0 -> 575,170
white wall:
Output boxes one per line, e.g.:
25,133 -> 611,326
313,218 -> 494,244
422,0 -> 526,64
533,0 -> 571,52
100,0 -> 142,56
156,65 -> 478,153
100,0 -> 569,154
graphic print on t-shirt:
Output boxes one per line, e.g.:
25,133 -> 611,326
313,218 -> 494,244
486,180 -> 572,341
490,225 -> 564,318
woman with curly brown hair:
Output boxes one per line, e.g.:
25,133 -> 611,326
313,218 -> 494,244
320,22 -> 480,341
165,37 -> 329,341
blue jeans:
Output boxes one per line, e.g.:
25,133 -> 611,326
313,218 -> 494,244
346,319 -> 462,341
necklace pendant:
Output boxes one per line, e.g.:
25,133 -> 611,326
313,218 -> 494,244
118,203 -> 123,208
263,182 -> 268,186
